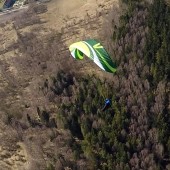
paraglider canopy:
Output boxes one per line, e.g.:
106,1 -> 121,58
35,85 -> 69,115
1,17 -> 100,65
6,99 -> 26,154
69,39 -> 116,73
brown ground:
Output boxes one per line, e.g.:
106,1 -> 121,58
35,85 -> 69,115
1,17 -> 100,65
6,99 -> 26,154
0,0 -> 121,169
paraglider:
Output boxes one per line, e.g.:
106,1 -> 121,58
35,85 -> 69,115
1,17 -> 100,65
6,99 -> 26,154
102,99 -> 111,111
69,40 -> 115,112
69,39 -> 116,73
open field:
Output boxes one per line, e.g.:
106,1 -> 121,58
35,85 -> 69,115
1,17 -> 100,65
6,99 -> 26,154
0,0 -> 120,169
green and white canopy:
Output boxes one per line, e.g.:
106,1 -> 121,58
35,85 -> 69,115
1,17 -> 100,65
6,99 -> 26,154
69,39 -> 116,73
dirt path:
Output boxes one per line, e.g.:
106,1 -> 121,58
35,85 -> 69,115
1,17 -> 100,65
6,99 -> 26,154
0,6 -> 28,24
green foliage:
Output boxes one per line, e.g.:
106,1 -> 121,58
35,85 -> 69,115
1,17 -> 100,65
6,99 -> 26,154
72,142 -> 82,160
144,0 -> 170,83
46,163 -> 55,170
117,25 -> 128,40
144,1 -> 170,163
52,72 -> 129,169
49,0 -> 170,168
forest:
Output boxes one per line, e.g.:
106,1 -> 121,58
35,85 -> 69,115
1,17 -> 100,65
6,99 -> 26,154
43,0 -> 169,169
31,0 -> 170,169
0,0 -> 169,169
